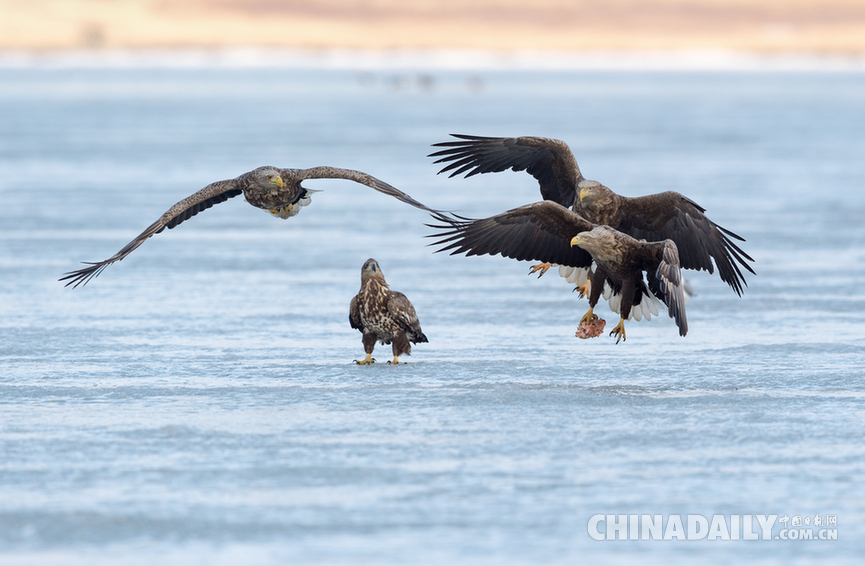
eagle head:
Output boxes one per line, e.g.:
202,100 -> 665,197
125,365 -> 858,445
361,258 -> 386,283
571,226 -> 623,263
577,179 -> 604,202
252,166 -> 284,189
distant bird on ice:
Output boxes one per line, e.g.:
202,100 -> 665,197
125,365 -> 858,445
349,258 -> 428,364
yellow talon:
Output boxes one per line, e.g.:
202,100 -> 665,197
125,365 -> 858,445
529,262 -> 552,277
609,317 -> 627,344
579,307 -> 597,326
354,354 -> 376,365
576,280 -> 591,299
386,356 -> 403,365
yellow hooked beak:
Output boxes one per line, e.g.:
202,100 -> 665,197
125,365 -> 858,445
579,187 -> 588,201
570,235 -> 583,247
269,175 -> 284,188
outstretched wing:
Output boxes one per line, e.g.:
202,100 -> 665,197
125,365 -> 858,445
618,192 -> 755,296
429,134 -> 583,208
427,200 -> 595,268
641,239 -> 688,337
60,179 -> 243,288
294,166 -> 440,213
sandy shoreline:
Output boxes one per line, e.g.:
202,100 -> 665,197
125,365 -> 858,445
2,0 -> 865,54
2,48 -> 864,73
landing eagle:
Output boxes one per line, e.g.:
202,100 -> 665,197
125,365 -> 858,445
350,258 -> 428,364
60,166 -> 438,288
428,202 -> 688,343
430,134 -> 754,295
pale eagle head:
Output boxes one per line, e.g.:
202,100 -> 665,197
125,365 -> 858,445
570,226 -> 622,262
251,166 -> 284,189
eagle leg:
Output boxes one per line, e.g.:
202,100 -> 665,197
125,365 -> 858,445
609,317 -> 627,344
354,353 -> 376,365
579,307 -> 597,326
528,262 -> 552,278
388,333 -> 410,364
575,280 -> 591,299
386,356 -> 404,365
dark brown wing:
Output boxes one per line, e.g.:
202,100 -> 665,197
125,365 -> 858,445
60,179 -> 243,288
427,201 -> 595,267
349,295 -> 363,332
618,192 -> 755,296
429,135 -> 583,208
639,239 -> 688,336
386,291 -> 427,342
293,166 -> 441,213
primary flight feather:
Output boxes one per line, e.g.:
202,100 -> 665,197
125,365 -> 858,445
61,165 -> 439,288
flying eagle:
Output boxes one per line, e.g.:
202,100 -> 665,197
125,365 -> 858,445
60,166 -> 438,288
429,134 -> 754,296
349,258 -> 428,364
428,202 -> 688,343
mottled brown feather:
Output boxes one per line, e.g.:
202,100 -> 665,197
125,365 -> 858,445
62,165 -> 439,288
350,259 -> 427,361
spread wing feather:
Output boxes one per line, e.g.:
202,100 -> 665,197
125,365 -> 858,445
427,201 -> 595,267
59,180 -> 243,288
619,192 -> 755,296
429,135 -> 582,207
641,240 -> 688,336
294,166 -> 440,213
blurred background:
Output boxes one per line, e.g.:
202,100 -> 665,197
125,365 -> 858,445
2,0 -> 864,53
3,2 -> 865,566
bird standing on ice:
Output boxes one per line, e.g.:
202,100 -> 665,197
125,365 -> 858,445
350,258 -> 428,365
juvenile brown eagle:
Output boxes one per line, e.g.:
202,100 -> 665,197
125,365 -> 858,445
428,202 -> 687,343
429,134 -> 754,295
60,166 -> 438,288
350,258 -> 428,364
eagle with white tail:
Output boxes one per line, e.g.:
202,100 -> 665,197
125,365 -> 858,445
429,134 -> 754,297
428,202 -> 687,343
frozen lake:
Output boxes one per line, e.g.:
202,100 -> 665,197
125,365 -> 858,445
1,51 -> 864,564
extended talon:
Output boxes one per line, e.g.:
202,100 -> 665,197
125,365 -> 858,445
579,307 -> 597,326
354,354 -> 376,365
386,356 -> 404,365
529,262 -> 552,278
609,317 -> 627,344
575,280 -> 591,299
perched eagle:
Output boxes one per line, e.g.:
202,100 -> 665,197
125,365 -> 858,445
60,166 -> 439,288
429,134 -> 754,296
428,202 -> 688,343
350,258 -> 428,364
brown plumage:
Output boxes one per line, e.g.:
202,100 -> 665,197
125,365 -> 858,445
428,202 -> 687,342
60,166 -> 439,288
430,134 -> 754,295
571,226 -> 687,343
349,258 -> 428,364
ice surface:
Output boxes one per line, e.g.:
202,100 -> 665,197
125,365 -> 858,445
1,59 -> 864,565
